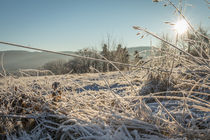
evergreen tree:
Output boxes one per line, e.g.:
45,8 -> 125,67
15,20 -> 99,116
134,50 -> 142,65
101,44 -> 110,72
115,44 -> 123,69
122,47 -> 129,70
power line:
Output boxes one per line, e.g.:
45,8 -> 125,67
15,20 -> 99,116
0,41 -> 136,67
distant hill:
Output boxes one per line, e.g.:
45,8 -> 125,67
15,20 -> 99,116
0,50 -> 74,72
127,46 -> 151,59
0,46 -> 151,72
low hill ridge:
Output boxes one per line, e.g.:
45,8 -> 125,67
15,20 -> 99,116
0,46 -> 151,72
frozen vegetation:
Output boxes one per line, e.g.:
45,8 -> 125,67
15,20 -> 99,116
0,1 -> 209,139
0,51 -> 209,139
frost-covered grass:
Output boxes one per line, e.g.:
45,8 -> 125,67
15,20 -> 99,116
0,0 -> 209,139
0,51 -> 209,140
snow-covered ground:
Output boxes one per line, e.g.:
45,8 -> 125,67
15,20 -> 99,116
0,69 -> 209,139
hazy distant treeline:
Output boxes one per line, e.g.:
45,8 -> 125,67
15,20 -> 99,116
42,44 -> 139,75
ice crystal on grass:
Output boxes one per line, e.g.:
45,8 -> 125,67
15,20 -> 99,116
0,60 -> 209,139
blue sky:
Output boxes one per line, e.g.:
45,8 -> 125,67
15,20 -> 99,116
0,0 -> 209,51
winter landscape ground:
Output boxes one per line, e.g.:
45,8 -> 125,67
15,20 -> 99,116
0,49 -> 209,139
0,0 -> 209,139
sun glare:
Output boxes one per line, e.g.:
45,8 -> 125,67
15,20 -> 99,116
174,19 -> 188,35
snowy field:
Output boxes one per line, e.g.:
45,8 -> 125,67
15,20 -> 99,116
0,59 -> 209,140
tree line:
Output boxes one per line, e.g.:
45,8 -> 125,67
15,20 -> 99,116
42,44 -> 138,75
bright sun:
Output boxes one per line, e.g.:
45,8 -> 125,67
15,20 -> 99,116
174,19 -> 188,35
